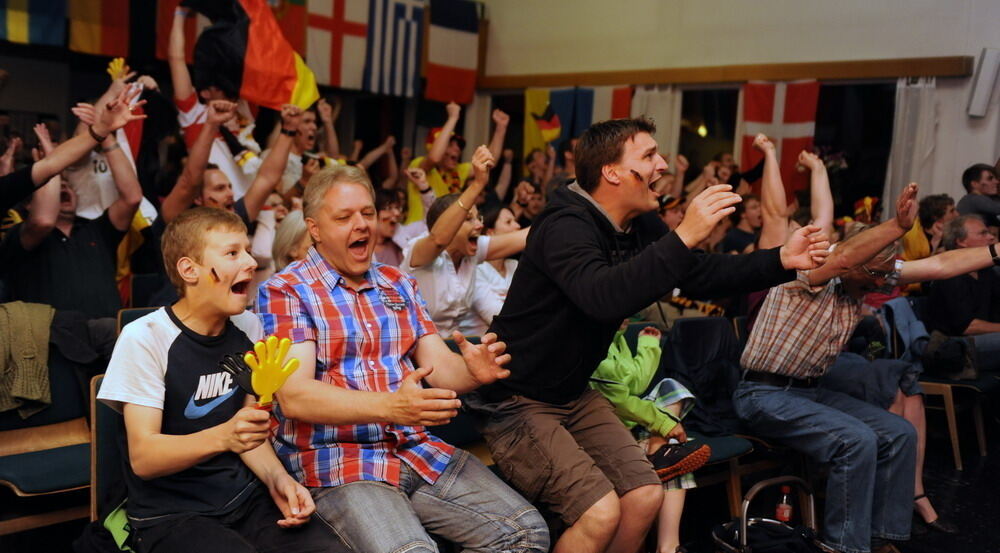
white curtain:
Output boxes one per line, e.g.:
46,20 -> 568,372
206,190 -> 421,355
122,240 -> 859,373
462,92 -> 493,156
630,85 -> 683,165
883,77 -> 938,219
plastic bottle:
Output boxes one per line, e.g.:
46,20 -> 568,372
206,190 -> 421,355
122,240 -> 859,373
775,485 -> 793,522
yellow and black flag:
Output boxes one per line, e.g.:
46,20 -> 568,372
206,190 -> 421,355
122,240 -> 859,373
183,0 -> 318,110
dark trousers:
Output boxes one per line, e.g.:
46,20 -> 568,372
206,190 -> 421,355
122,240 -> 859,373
133,488 -> 348,553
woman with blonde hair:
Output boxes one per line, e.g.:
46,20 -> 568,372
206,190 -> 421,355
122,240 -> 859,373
272,210 -> 312,273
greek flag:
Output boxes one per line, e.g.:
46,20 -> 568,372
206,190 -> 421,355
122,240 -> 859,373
362,0 -> 424,98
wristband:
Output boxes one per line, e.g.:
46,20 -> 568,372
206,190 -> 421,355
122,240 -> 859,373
456,198 -> 471,211
418,186 -> 431,194
990,243 -> 999,266
100,142 -> 121,154
88,125 -> 108,143
280,128 -> 299,137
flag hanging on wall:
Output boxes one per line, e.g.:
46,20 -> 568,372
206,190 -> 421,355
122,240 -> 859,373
737,80 -> 820,196
185,0 -> 319,110
270,0 -> 306,54
425,0 -> 478,104
69,0 -> 129,57
307,0 -> 369,88
363,0 -> 423,97
0,0 -> 65,46
155,0 -> 210,62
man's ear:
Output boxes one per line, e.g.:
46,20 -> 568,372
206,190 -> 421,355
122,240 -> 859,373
305,216 -> 321,244
176,257 -> 201,287
602,164 -> 621,186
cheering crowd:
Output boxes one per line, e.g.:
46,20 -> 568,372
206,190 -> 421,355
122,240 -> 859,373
3,10 -> 1000,553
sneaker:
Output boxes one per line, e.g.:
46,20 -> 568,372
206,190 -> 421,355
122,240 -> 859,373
647,441 -> 711,482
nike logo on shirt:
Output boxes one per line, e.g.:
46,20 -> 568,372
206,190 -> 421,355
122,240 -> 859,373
184,387 -> 238,419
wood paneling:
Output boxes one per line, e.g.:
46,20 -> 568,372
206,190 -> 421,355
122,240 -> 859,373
478,56 -> 974,89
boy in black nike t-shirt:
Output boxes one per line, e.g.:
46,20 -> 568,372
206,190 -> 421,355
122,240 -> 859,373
99,208 -> 345,553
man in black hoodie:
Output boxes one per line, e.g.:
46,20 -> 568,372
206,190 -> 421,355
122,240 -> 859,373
466,118 -> 830,553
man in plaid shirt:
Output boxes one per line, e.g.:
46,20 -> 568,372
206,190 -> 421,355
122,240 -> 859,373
734,183 -> 1000,553
256,164 -> 548,553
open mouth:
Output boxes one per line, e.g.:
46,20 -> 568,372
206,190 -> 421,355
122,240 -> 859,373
60,190 -> 72,203
348,237 -> 369,258
230,278 -> 251,295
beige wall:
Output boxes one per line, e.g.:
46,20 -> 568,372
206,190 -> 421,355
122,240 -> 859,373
483,0 -> 999,76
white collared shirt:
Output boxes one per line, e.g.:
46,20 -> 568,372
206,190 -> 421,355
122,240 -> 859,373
401,234 -> 491,337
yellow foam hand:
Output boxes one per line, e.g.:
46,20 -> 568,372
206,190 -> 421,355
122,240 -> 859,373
244,336 -> 300,407
107,58 -> 127,81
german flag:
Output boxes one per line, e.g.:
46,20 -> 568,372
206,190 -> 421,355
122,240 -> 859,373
531,104 -> 562,144
183,0 -> 318,110
69,0 -> 129,57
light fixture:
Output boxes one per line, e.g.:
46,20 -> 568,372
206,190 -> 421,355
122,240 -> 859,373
697,124 -> 708,138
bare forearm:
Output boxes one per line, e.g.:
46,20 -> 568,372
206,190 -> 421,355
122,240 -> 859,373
488,124 -> 507,162
105,139 -> 143,230
31,132 -> 102,185
277,382 -> 391,425
410,179 -> 486,267
245,134 -> 293,222
163,122 -> 218,222
168,14 -> 194,100
23,175 -> 60,246
424,354 -> 480,394
900,247 -> 994,284
357,143 -> 388,170
810,165 -> 834,234
322,120 -> 339,158
239,441 -> 287,488
965,319 -> 1000,335
128,427 -> 226,480
428,116 -> 458,164
495,160 -> 512,200
759,150 -> 787,249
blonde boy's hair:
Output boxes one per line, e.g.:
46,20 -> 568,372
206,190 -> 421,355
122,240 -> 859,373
302,165 -> 375,220
161,207 -> 247,295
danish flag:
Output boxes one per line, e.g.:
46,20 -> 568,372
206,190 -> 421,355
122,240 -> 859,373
738,80 -> 820,197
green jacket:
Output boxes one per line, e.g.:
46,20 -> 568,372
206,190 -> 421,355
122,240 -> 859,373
590,331 -> 677,437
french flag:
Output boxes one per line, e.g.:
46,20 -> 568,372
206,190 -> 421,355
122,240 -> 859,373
424,0 -> 479,105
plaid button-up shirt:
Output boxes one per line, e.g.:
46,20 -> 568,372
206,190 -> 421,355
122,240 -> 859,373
256,247 -> 454,488
741,272 -> 862,379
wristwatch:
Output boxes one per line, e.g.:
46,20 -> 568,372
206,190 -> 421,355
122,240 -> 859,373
280,128 -> 299,137
990,243 -> 999,266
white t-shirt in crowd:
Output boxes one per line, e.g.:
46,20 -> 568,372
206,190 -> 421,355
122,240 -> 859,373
458,259 -> 518,336
401,233 -> 490,337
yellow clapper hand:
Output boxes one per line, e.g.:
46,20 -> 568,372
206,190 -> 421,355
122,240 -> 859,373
106,57 -> 127,81
243,336 -> 300,410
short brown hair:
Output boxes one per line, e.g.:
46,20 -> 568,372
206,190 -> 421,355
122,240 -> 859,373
302,165 -> 375,220
575,118 -> 657,193
161,207 -> 247,295
843,222 -> 899,264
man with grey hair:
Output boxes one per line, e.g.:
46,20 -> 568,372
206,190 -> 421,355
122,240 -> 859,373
734,184 -> 1000,553
929,214 -> 1000,371
255,165 -> 549,553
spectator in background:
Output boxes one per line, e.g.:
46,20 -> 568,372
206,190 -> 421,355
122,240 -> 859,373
1,109 -> 143,319
721,194 -> 762,253
373,188 -> 403,267
928,214 -> 1000,371
459,205 -> 521,336
658,194 -> 684,232
406,103 -> 508,224
402,147 -> 528,337
901,194 -> 957,261
956,163 -> 999,229
546,137 -> 578,195
271,210 -> 311,273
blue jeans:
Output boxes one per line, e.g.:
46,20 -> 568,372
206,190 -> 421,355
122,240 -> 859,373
310,449 -> 549,553
733,381 -> 916,553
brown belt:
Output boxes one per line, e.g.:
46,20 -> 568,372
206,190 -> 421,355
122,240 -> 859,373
743,371 -> 818,388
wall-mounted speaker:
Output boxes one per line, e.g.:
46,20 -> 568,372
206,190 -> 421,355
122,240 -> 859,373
967,48 -> 999,118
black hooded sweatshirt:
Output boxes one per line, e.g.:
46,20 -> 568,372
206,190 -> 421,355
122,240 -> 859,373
474,185 -> 795,405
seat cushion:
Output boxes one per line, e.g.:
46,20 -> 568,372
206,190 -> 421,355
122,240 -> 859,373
0,443 -> 90,494
689,432 -> 753,463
